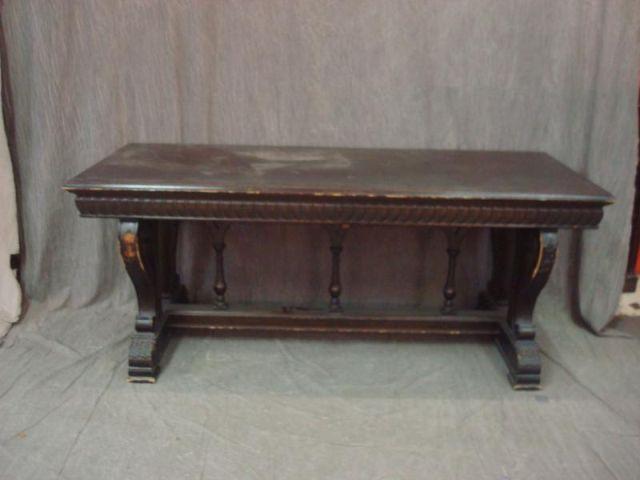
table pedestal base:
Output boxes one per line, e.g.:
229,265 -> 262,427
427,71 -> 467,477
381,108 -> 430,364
118,219 -> 557,389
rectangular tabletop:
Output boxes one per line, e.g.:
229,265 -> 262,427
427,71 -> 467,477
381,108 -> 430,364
64,144 -> 613,228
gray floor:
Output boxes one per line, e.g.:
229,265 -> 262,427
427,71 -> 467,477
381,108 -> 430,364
1,296 -> 639,480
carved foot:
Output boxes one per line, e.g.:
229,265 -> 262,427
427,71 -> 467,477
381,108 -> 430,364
128,332 -> 161,383
496,321 -> 541,389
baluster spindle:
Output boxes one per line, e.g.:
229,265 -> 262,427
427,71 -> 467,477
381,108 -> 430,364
327,224 -> 349,312
211,223 -> 230,309
442,228 -> 466,314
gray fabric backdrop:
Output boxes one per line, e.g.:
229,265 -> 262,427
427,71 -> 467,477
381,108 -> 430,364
0,60 -> 20,337
2,0 -> 638,331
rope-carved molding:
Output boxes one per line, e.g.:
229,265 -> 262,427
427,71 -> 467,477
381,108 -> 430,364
75,196 -> 603,228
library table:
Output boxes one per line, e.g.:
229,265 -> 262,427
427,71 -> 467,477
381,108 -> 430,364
64,144 -> 613,388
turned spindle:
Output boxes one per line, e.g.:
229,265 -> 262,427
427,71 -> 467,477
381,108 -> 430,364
441,228 -> 465,314
327,225 -> 349,312
211,223 -> 230,309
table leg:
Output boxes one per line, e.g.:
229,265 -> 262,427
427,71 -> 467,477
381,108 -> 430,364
119,220 -> 166,383
496,228 -> 558,389
478,228 -> 515,309
162,221 -> 188,303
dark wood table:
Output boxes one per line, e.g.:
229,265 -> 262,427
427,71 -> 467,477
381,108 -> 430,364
64,144 -> 613,389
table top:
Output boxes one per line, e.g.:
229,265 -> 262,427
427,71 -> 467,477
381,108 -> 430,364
65,144 -> 612,205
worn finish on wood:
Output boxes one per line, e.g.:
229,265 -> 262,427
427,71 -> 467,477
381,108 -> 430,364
118,220 -> 167,382
165,304 -> 502,337
67,144 -> 612,388
496,229 -> 558,389
64,144 -> 612,228
65,144 -> 613,203
118,221 -> 156,332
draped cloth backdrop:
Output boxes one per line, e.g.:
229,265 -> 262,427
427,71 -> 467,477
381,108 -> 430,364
0,58 -> 20,338
1,0 -> 638,335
